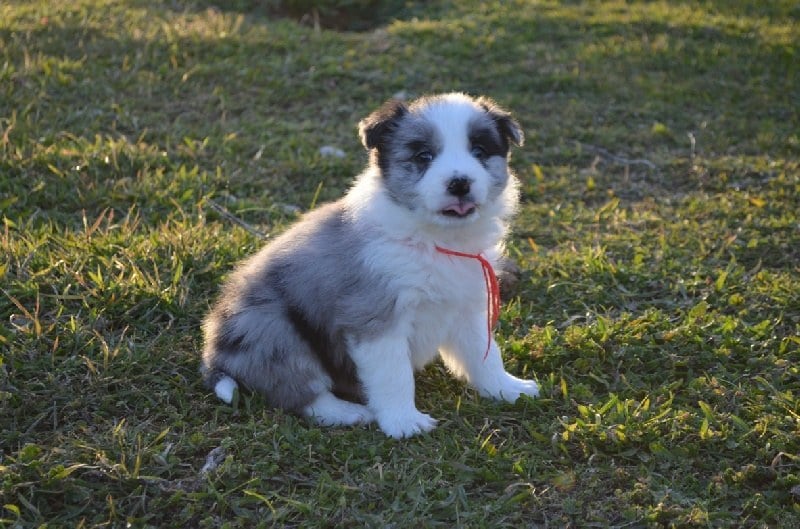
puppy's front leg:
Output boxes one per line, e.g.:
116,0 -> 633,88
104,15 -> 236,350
349,336 -> 437,438
440,312 -> 539,401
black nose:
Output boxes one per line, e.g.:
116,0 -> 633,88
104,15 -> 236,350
447,177 -> 471,197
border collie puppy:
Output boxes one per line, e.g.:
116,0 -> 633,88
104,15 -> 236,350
201,93 -> 539,438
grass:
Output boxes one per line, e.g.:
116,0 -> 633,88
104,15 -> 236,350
1,0 -> 798,527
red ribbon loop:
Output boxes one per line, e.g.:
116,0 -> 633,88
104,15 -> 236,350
435,245 -> 500,360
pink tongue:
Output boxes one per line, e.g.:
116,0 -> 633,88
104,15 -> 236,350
445,203 -> 475,215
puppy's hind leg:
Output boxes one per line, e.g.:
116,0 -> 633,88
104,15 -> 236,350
302,391 -> 374,426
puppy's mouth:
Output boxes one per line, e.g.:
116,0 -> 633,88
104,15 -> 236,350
440,201 -> 477,218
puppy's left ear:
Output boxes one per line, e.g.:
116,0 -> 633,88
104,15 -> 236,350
477,97 -> 524,147
358,99 -> 409,151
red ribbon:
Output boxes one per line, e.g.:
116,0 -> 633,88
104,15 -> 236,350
435,245 -> 501,360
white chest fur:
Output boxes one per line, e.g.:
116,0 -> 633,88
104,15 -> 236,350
360,236 -> 496,366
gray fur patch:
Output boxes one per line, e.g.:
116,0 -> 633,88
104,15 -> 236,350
380,117 -> 440,207
202,202 -> 395,411
467,114 -> 512,197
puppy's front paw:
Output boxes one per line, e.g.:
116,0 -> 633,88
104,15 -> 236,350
376,408 -> 438,438
477,373 -> 539,403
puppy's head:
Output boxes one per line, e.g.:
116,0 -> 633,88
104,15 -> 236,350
358,93 -> 523,226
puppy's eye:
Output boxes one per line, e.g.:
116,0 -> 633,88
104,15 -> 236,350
470,145 -> 487,159
414,150 -> 434,163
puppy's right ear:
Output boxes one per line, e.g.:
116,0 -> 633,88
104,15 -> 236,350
358,99 -> 408,151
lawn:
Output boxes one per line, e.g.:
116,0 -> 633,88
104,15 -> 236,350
1,0 -> 798,527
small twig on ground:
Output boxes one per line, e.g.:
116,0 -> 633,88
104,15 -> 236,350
207,199 -> 269,239
200,446 -> 227,476
571,140 -> 657,169
146,445 -> 228,493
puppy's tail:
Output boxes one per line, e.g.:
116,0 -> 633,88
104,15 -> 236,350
202,367 -> 239,404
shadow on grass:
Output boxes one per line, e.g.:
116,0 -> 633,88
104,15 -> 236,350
148,0 -> 421,31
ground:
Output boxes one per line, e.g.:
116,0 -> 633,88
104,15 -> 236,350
1,0 -> 798,527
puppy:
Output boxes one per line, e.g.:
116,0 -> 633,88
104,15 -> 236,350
201,93 -> 539,438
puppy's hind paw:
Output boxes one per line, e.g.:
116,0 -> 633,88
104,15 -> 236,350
303,392 -> 374,426
376,408 -> 438,439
